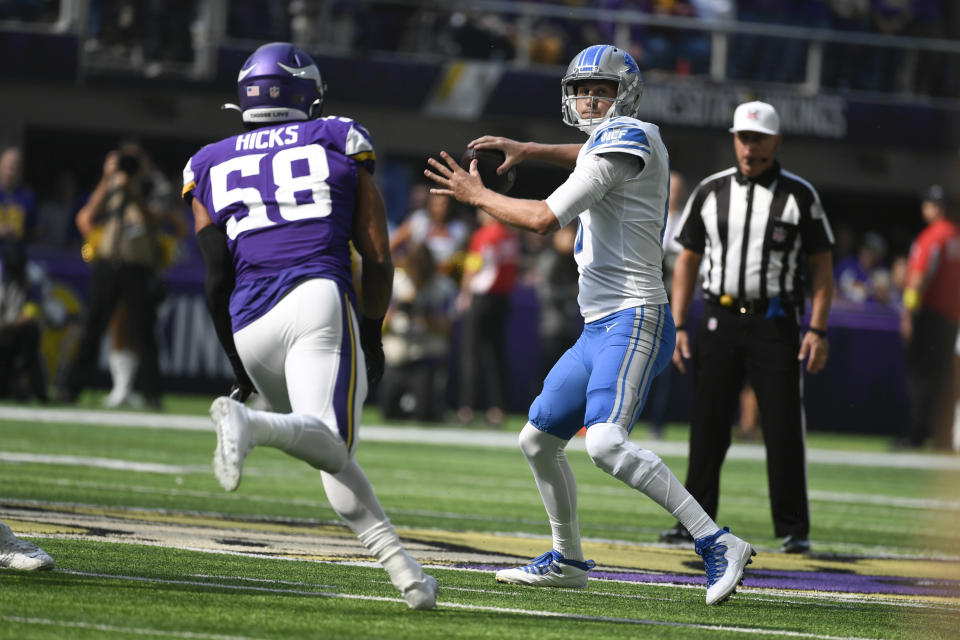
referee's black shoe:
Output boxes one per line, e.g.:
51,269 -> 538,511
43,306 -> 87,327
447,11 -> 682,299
659,523 -> 694,544
781,534 -> 810,554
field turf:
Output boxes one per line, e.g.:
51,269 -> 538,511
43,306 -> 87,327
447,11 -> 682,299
1,395 -> 958,639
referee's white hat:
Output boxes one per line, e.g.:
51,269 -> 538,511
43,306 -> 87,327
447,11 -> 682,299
730,101 -> 780,136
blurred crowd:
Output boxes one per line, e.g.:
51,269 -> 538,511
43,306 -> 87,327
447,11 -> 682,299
1,138 -> 957,449
0,141 -> 188,410
2,0 -> 958,96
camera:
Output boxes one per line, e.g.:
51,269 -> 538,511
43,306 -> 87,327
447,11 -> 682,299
117,152 -> 141,175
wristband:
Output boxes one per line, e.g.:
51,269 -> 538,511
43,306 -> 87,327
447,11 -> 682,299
902,288 -> 920,311
675,324 -> 687,332
807,327 -> 827,338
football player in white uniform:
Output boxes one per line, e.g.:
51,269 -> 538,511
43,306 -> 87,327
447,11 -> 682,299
426,44 -> 754,605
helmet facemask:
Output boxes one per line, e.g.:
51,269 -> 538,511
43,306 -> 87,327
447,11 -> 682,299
561,45 -> 643,134
563,86 -> 617,134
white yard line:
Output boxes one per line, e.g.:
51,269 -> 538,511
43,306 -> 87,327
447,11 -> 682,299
0,616 -> 257,640
4,457 -> 958,515
0,452 -> 207,475
2,405 -> 958,470
51,570 -> 884,640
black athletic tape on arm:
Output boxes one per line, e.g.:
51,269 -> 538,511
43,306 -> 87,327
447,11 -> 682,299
196,225 -> 253,389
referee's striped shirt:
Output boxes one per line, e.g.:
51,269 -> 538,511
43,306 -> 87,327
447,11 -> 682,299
675,162 -> 834,302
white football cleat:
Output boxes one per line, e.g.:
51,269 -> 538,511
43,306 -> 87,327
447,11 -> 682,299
210,396 -> 253,492
403,574 -> 438,610
695,527 -> 755,605
0,523 -> 54,571
495,550 -> 595,588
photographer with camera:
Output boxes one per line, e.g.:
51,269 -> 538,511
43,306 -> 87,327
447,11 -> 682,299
58,143 -> 179,410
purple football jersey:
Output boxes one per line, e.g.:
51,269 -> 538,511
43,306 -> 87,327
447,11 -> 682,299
183,117 -> 375,330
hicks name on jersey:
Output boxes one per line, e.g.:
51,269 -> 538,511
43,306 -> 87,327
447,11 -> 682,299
235,125 -> 300,152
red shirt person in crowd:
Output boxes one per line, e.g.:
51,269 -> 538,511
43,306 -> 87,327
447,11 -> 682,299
457,208 -> 520,426
900,184 -> 960,449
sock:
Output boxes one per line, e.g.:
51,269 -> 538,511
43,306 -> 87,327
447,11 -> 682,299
519,423 -> 583,561
115,349 -> 138,397
107,349 -> 138,403
585,422 -> 719,540
356,519 -> 425,592
242,406 -> 348,473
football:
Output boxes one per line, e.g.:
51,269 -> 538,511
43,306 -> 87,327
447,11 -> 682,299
459,147 -> 517,194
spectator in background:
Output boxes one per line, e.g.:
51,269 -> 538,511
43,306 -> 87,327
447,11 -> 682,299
865,0 -> 912,92
598,0 -> 709,74
727,0 -> 786,82
58,144 -> 171,410
690,0 -> 735,21
0,147 -> 37,246
534,222 -> 580,383
35,170 -> 82,249
646,170 -> 687,438
869,252 -> 906,308
954,328 -> 960,452
835,231 -> 887,305
446,11 -> 515,60
824,0 -> 874,91
0,239 -> 48,402
457,208 -> 520,427
225,0 -> 289,41
390,191 -> 469,279
380,242 -> 457,422
908,0 -> 948,97
142,0 -> 196,75
898,184 -> 960,450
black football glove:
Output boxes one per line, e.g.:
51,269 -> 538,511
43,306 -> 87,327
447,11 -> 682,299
359,316 -> 385,388
228,381 -> 254,403
228,366 -> 256,403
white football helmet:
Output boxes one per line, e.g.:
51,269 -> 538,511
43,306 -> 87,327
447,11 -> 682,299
561,45 -> 643,134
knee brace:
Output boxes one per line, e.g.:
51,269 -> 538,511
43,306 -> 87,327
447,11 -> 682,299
585,422 -> 663,488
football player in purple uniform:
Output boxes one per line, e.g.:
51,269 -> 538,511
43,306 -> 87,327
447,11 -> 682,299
182,42 -> 436,610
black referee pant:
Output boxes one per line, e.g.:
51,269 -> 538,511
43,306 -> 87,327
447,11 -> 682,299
685,303 -> 809,538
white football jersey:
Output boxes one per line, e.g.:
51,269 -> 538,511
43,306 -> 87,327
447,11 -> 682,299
545,117 -> 670,322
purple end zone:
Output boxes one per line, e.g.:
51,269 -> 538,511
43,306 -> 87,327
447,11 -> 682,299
467,564 -> 960,598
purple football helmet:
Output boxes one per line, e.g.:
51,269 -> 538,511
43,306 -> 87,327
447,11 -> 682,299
224,42 -> 326,126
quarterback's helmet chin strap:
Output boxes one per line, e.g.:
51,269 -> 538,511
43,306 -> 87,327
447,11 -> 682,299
221,103 -> 242,113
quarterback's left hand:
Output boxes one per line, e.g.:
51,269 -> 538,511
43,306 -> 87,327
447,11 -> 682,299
798,331 -> 828,374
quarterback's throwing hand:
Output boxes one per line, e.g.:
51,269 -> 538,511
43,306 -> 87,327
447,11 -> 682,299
424,151 -> 485,205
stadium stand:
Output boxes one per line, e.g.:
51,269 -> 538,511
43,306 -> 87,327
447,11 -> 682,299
1,0 -> 958,436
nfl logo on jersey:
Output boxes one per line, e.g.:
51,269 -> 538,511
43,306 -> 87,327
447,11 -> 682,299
269,86 -> 280,98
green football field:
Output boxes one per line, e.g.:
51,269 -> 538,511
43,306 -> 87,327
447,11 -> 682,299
1,395 -> 958,639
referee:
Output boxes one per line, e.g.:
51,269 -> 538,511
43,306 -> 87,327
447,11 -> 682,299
661,101 -> 835,553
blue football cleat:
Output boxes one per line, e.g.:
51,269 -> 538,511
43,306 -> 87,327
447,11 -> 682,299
695,527 -> 755,605
495,550 -> 596,588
